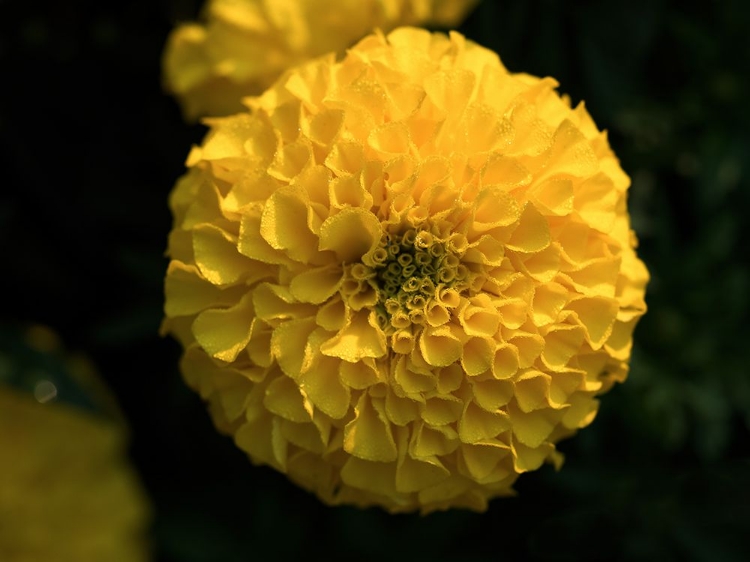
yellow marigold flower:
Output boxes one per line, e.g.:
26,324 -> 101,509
0,328 -> 151,561
163,0 -> 478,120
162,27 -> 648,513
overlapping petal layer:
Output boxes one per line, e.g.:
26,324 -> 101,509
163,28 -> 648,513
163,0 -> 478,120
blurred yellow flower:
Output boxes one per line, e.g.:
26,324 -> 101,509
163,0 -> 478,120
0,328 -> 151,561
162,27 -> 648,513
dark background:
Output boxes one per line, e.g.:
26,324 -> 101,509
1,0 -> 749,560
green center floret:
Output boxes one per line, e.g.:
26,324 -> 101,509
365,228 -> 468,331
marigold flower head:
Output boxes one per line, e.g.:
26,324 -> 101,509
163,0 -> 478,120
162,27 -> 649,513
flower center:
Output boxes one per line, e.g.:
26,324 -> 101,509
347,228 -> 471,336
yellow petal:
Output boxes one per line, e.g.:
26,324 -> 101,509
329,174 -> 373,209
461,102 -> 513,153
541,325 -> 585,371
238,209 -> 293,265
605,318 -> 637,361
511,439 -> 555,473
506,202 -> 550,253
463,234 -> 506,266
565,256 -> 621,298
201,114 -> 268,161
458,401 -> 510,443
461,337 -> 495,376
324,141 -> 365,176
410,422 -> 458,460
505,330 -> 545,368
321,310 -> 387,362
289,265 -> 343,304
234,414 -> 281,470
424,69 -> 475,115
395,428 -> 449,493
470,186 -> 520,231
565,296 -> 619,349
216,373 -> 254,422
530,281 -> 569,325
385,387 -> 421,426
531,177 -> 574,216
515,243 -> 561,283
192,292 -> 254,362
561,393 -> 599,429
340,456 -> 397,498
267,138 -> 313,182
514,371 -> 552,413
394,356 -> 437,394
192,223 -> 252,285
344,394 -> 397,462
537,119 -> 599,182
318,207 -> 382,263
299,355 -> 350,419
491,344 -> 520,380
253,283 -> 316,323
421,395 -> 463,426
263,375 -> 311,423
575,173 -> 618,232
508,400 -> 556,448
368,122 -> 413,157
339,358 -> 383,389
270,317 -> 317,379
281,419 -> 327,455
472,379 -> 514,411
260,187 -> 320,263
458,296 -> 501,337
290,164 -> 331,211
481,154 -> 532,189
417,474 -> 472,507
460,441 -> 511,481
315,295 -> 348,331
304,108 -> 344,147
419,325 -> 463,367
165,261 -> 245,318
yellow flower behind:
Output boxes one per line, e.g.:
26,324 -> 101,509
0,327 -> 151,561
163,0 -> 479,120
162,27 -> 648,513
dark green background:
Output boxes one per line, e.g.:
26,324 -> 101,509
1,0 -> 749,560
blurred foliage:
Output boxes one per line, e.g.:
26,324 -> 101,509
1,0 -> 748,560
